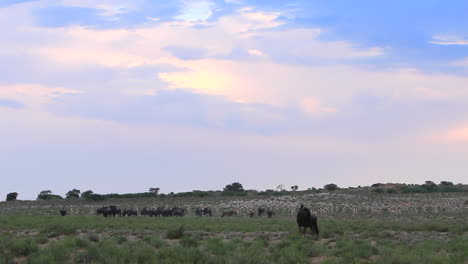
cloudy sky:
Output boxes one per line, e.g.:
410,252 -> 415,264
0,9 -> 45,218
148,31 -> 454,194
1,0 -> 467,200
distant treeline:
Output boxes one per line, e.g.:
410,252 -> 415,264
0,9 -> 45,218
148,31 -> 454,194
370,181 -> 467,194
3,181 -> 467,202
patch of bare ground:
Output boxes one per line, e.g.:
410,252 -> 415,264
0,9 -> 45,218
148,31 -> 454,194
309,256 -> 328,263
11,256 -> 27,264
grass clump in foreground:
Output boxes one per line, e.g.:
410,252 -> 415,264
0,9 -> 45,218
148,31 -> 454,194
166,225 -> 185,239
0,231 -> 465,263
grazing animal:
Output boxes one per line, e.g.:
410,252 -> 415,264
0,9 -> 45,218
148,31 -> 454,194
122,209 -> 137,216
172,207 -> 186,217
96,207 -> 107,216
97,206 -> 121,217
249,211 -> 254,218
257,207 -> 265,216
221,210 -> 237,217
195,207 -> 203,216
202,207 -> 212,216
60,209 -> 67,216
267,209 -> 274,218
296,204 -> 319,238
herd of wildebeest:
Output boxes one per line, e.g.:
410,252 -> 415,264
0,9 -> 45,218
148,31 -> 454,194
58,204 -> 319,237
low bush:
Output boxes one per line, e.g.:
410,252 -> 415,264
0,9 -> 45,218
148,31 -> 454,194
166,225 -> 185,239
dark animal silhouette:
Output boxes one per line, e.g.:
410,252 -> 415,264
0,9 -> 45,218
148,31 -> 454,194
96,207 -> 107,216
296,204 -> 319,238
267,209 -> 274,218
202,207 -> 212,216
97,206 -> 121,217
221,210 -> 237,217
122,209 -> 137,216
172,207 -> 186,217
195,207 -> 203,216
257,207 -> 265,216
249,211 -> 254,218
140,207 -> 150,216
196,207 -> 212,216
60,209 -> 67,216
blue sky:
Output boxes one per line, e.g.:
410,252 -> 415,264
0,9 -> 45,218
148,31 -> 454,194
1,0 -> 468,200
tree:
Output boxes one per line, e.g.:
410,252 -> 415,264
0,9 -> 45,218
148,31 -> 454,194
439,181 -> 454,186
81,190 -> 93,198
223,182 -> 244,192
66,189 -> 81,199
324,183 -> 339,191
291,185 -> 298,191
149,187 -> 160,195
37,190 -> 62,200
6,192 -> 18,201
422,181 -> 437,191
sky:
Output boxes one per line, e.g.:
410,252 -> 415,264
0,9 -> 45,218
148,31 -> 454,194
1,0 -> 468,200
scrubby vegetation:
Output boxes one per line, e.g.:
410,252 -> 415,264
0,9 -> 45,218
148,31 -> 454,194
0,181 -> 466,263
0,217 -> 466,264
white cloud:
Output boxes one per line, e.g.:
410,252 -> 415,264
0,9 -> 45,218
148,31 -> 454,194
0,84 -> 82,108
176,0 -> 215,22
430,35 -> 468,45
247,49 -> 265,56
300,97 -> 337,115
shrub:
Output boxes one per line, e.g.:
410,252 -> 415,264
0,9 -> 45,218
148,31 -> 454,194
40,224 -> 76,237
180,236 -> 199,248
324,184 -> 339,191
6,192 -> 18,201
166,226 -> 185,239
372,188 -> 384,193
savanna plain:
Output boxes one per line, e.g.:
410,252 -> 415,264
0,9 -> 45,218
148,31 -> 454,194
0,188 -> 467,264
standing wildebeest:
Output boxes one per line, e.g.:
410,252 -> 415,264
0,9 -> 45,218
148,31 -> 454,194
172,207 -> 186,217
249,211 -> 255,218
195,207 -> 203,216
296,204 -> 319,238
258,207 -> 265,216
122,209 -> 138,216
267,209 -> 274,218
202,207 -> 212,216
96,206 -> 107,216
60,209 -> 67,216
196,207 -> 212,216
97,206 -> 121,217
221,210 -> 237,217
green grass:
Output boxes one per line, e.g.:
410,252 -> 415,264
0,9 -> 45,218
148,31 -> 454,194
0,215 -> 466,263
0,215 -> 465,235
0,231 -> 465,264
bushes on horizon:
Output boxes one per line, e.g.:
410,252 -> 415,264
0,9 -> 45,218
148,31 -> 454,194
65,189 -> 81,199
324,183 -> 339,191
223,182 -> 244,192
37,190 -> 63,200
6,192 -> 18,201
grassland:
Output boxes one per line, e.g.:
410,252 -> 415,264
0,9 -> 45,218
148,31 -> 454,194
0,190 -> 467,263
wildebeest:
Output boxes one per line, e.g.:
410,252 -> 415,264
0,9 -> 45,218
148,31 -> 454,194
122,208 -> 138,216
202,207 -> 212,216
141,207 -> 164,217
195,207 -> 203,216
172,207 -> 186,217
60,209 -> 67,216
97,206 -> 121,217
257,207 -> 265,216
267,209 -> 274,218
221,210 -> 237,217
296,204 -> 319,238
196,207 -> 212,217
249,211 -> 254,218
